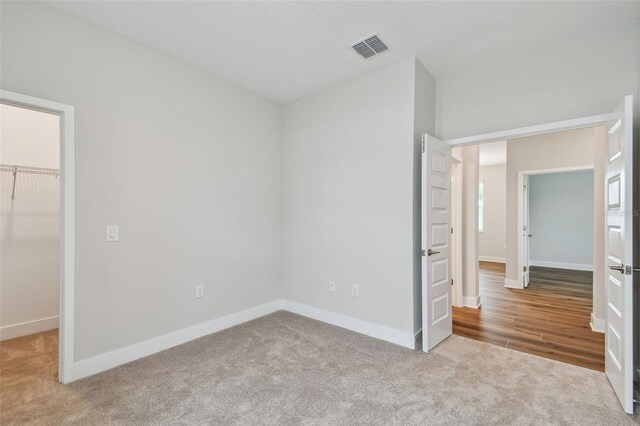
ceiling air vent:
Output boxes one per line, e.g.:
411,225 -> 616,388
352,34 -> 389,59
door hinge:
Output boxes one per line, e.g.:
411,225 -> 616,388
451,227 -> 454,234
422,139 -> 425,153
451,279 -> 453,286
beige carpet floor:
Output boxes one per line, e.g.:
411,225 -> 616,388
1,311 -> 637,425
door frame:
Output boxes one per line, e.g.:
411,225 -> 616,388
444,113 -> 610,292
515,166 -> 595,290
446,113 -> 610,147
0,90 -> 76,384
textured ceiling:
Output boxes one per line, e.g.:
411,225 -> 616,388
49,1 -> 640,104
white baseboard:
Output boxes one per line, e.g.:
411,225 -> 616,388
74,300 -> 282,381
462,295 -> 482,309
529,260 -> 593,272
590,313 -> 605,333
413,328 -> 422,350
74,299 -> 418,382
281,300 -> 415,349
478,256 -> 505,263
504,278 -> 522,289
0,316 -> 59,341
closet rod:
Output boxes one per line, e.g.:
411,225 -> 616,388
1,164 -> 60,200
0,164 -> 60,177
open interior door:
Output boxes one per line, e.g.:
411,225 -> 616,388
421,134 -> 452,352
523,175 -> 531,288
605,95 -> 634,414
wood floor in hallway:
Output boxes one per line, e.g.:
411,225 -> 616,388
453,261 -> 604,371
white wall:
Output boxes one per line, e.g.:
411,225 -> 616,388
1,104 -> 60,339
281,58 -> 420,337
478,164 -> 506,263
436,22 -> 639,140
1,2 -> 283,360
529,170 -> 594,269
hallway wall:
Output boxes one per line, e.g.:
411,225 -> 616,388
478,164 -> 506,263
504,127 -> 605,296
453,145 -> 480,307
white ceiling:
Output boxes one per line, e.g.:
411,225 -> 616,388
479,140 -> 507,167
48,1 -> 640,104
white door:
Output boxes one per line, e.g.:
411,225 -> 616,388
522,175 -> 531,287
421,134 -> 452,352
605,95 -> 634,414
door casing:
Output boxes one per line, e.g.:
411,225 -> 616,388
0,90 -> 76,384
516,165 -> 595,290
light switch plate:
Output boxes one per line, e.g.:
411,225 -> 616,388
351,284 -> 359,297
106,225 -> 119,242
195,285 -> 204,298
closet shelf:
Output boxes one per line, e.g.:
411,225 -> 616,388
1,163 -> 60,200
0,164 -> 60,176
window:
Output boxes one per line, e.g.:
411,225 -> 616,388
478,180 -> 484,232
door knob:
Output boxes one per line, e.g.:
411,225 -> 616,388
609,265 -> 624,273
427,249 -> 440,256
527,234 -> 533,238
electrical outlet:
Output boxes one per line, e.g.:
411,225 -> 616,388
195,285 -> 204,298
329,281 -> 336,292
351,284 -> 359,297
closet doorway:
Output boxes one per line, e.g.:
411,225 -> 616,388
0,91 -> 75,384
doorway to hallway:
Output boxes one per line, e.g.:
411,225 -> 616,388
453,261 -> 603,371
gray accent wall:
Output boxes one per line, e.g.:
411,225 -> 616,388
529,170 -> 594,269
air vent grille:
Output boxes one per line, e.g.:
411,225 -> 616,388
352,34 -> 389,59
353,41 -> 376,58
365,36 -> 388,54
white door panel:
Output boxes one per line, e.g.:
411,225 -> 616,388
604,95 -> 634,414
422,134 -> 452,352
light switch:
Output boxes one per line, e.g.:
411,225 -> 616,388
106,225 -> 119,242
